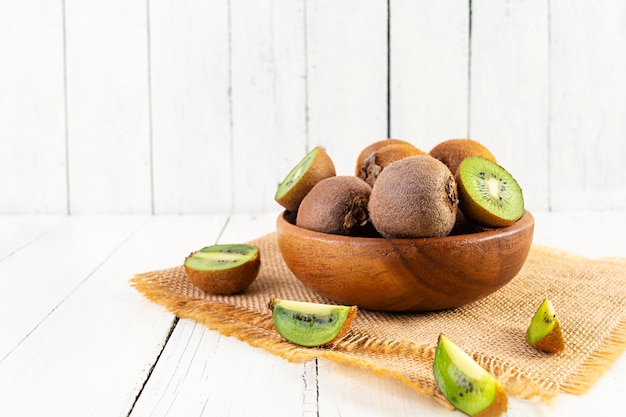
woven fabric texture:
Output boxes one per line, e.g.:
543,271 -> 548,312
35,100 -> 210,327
131,232 -> 626,406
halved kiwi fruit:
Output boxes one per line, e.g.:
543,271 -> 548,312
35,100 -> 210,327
456,156 -> 524,228
184,244 -> 260,294
268,299 -> 357,347
433,334 -> 508,417
275,146 -> 336,212
526,298 -> 565,353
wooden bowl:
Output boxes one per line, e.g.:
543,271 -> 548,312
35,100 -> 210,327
276,210 -> 534,312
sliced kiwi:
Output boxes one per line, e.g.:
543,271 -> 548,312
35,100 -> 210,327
526,298 -> 565,353
275,146 -> 336,212
433,334 -> 508,417
184,244 -> 260,295
268,299 -> 357,347
456,156 -> 524,228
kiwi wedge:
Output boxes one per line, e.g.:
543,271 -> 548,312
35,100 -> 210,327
456,156 -> 524,228
433,334 -> 508,417
268,299 -> 357,347
184,244 -> 260,295
275,146 -> 336,212
526,298 -> 565,353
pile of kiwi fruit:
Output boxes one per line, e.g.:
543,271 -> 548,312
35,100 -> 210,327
275,138 -> 525,238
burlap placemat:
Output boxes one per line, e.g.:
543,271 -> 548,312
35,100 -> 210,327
130,232 -> 626,406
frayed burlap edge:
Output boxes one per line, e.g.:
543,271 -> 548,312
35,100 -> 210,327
130,242 -> 626,406
130,274 -> 440,398
130,271 -> 565,406
561,316 -> 626,395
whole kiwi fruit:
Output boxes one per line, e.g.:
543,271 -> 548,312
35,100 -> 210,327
354,138 -> 413,176
296,175 -> 372,236
358,142 -> 427,186
429,138 -> 497,175
368,155 -> 458,238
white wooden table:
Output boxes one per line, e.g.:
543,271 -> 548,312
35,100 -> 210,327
1,210 -> 625,416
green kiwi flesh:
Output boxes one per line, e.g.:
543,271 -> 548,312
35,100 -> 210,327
526,298 -> 565,352
433,334 -> 508,417
275,146 -> 336,212
268,299 -> 357,347
185,244 -> 258,271
457,156 -> 524,228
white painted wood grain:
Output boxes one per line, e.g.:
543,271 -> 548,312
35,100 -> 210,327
0,214 -> 229,416
317,360 -> 445,417
549,0 -> 626,210
2,2 -> 626,214
0,215 -> 144,362
469,0 -> 550,212
306,0 -> 389,177
0,215 -> 63,260
65,0 -> 152,214
230,0 -> 308,213
150,0 -> 232,214
0,1 -> 67,214
389,0 -> 470,149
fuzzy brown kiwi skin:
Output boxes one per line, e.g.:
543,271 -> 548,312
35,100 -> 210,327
530,320 -> 565,353
368,155 -> 459,238
354,138 -> 413,176
430,138 -> 497,176
359,143 -> 427,187
276,146 -> 336,213
296,176 -> 372,236
184,251 -> 260,295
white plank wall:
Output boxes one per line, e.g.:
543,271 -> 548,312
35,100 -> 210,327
230,0 -> 308,213
2,0 -> 626,214
470,0 -> 550,211
390,0 -> 470,145
306,0 -> 388,177
0,2 -> 67,213
65,0 -> 152,214
549,0 -> 626,210
149,0 -> 232,214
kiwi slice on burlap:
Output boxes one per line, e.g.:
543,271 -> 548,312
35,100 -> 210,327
268,299 -> 357,347
275,146 -> 336,212
184,244 -> 260,295
433,334 -> 508,417
456,156 -> 524,228
526,298 -> 565,353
